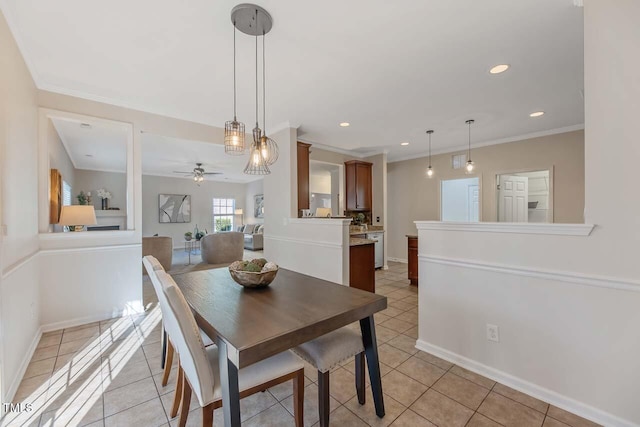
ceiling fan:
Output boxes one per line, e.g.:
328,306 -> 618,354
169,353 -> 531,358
172,163 -> 222,184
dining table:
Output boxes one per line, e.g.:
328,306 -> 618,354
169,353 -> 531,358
172,267 -> 388,427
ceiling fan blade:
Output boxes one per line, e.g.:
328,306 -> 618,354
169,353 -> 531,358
172,171 -> 194,174
202,172 -> 223,175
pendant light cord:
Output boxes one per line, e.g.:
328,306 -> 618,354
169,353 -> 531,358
428,132 -> 432,167
233,23 -> 237,120
262,32 -> 266,135
255,9 -> 259,129
467,121 -> 472,161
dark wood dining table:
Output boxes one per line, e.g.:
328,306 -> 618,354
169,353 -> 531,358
173,267 -> 388,427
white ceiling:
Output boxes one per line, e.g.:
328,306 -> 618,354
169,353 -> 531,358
4,0 -> 584,161
141,133 -> 262,183
51,118 -> 128,173
52,119 -> 260,183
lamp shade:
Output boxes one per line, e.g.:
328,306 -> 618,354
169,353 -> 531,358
58,205 -> 97,226
234,209 -> 243,215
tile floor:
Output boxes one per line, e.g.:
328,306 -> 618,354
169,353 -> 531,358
5,262 -> 601,427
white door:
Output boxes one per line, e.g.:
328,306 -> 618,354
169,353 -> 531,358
468,185 -> 479,222
498,175 -> 529,222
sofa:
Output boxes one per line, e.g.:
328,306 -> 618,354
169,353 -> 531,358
200,232 -> 244,265
240,224 -> 264,250
142,236 -> 173,271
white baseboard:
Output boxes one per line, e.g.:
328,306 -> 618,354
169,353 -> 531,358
5,327 -> 42,403
415,339 -> 638,427
41,310 -> 128,333
387,257 -> 408,264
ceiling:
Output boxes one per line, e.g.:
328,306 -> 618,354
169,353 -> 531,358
141,133 -> 262,183
52,119 -> 260,183
52,118 -> 128,173
4,0 -> 584,161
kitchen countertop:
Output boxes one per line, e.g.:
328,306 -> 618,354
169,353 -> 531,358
349,237 -> 376,246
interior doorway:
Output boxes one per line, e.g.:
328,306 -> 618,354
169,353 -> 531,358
441,177 -> 480,222
309,160 -> 344,216
497,170 -> 551,223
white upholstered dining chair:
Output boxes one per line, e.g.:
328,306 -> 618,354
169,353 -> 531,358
157,270 -> 305,427
293,328 -> 366,427
142,256 -> 214,388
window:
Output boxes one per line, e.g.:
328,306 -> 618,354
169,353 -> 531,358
213,198 -> 235,232
62,181 -> 72,206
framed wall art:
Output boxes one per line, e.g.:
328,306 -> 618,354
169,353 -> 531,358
254,194 -> 264,218
159,194 -> 191,223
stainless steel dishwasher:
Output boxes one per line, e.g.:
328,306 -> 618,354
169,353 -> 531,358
366,232 -> 384,269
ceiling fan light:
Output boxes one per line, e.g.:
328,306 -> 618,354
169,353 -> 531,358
224,120 -> 246,154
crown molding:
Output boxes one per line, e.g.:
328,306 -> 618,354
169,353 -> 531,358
388,124 -> 585,163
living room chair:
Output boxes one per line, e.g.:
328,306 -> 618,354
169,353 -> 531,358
157,271 -> 305,427
142,236 -> 173,271
200,232 -> 244,265
293,328 -> 366,427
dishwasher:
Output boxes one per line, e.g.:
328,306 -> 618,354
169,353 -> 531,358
366,232 -> 384,269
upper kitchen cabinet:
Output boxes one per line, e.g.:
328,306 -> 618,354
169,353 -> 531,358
345,160 -> 372,211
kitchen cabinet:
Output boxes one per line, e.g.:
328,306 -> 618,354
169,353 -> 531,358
297,141 -> 311,215
407,235 -> 418,286
345,160 -> 372,211
350,242 -> 375,293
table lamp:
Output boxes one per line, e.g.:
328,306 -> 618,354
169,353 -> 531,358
58,205 -> 97,231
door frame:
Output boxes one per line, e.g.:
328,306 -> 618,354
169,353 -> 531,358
494,166 -> 554,223
438,175 -> 483,222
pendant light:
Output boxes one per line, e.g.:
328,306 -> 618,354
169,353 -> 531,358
465,119 -> 475,173
426,130 -> 434,178
224,22 -> 245,155
244,8 -> 270,175
258,32 -> 279,165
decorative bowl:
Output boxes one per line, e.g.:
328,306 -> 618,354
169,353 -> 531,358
228,261 -> 279,288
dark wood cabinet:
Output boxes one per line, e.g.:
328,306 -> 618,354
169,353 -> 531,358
345,160 -> 372,211
407,235 -> 418,286
297,141 -> 311,215
350,243 -> 376,293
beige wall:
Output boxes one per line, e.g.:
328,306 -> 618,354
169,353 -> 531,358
387,130 -> 585,260
141,174 -> 247,247
48,120 -> 76,192
0,9 -> 41,402
75,170 -> 127,211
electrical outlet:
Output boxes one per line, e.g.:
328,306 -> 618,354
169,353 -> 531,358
486,324 -> 500,342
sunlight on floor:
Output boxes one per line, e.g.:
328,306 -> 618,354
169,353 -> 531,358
2,308 -> 161,426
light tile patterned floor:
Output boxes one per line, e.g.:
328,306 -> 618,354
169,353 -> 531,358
6,262 -> 601,427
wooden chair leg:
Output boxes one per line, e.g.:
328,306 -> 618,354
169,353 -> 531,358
171,365 -> 184,418
293,369 -> 304,427
201,402 -> 214,427
162,339 -> 174,386
355,352 -> 365,405
317,371 -> 330,427
178,376 -> 192,427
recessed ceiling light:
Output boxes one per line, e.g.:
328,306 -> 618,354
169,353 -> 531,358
489,64 -> 510,74
339,122 -> 350,127
529,111 -> 545,117
401,142 -> 409,146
